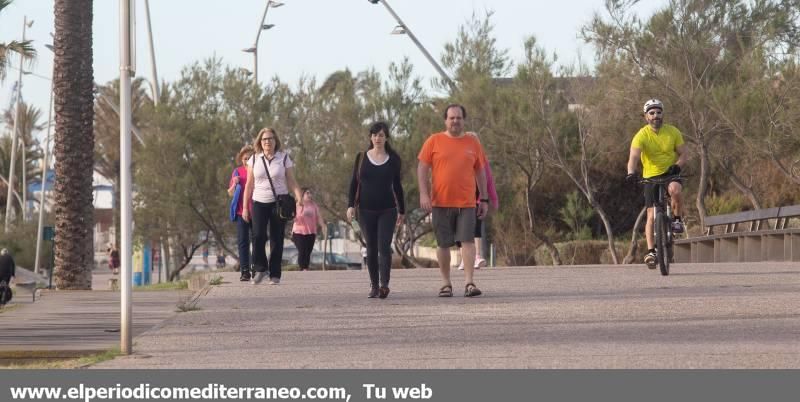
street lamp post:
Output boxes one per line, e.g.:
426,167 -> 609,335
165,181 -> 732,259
34,43 -> 56,276
244,0 -> 283,86
143,0 -> 159,105
4,16 -> 33,233
367,0 -> 456,91
21,140 -> 26,220
119,0 -> 134,355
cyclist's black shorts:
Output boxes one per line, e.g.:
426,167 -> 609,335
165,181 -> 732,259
643,173 -> 682,208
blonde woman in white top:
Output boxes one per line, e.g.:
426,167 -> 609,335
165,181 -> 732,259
242,128 -> 304,285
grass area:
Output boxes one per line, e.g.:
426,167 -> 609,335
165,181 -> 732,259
1,348 -> 120,369
208,276 -> 224,286
133,280 -> 188,291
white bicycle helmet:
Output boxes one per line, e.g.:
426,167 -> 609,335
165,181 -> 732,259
643,98 -> 664,113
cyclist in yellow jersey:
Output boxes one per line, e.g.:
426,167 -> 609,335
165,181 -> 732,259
626,99 -> 688,267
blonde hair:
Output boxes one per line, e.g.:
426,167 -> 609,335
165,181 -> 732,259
253,128 -> 281,154
236,145 -> 254,165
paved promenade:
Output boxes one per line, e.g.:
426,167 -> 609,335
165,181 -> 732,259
92,262 -> 800,369
0,270 -> 189,363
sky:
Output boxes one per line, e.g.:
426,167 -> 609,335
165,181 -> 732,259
0,0 -> 668,140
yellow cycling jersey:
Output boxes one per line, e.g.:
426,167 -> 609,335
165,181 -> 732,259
631,124 -> 684,178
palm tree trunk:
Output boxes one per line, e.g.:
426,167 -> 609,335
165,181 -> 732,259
52,0 -> 95,289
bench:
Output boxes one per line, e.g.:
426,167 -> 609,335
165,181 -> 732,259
674,205 -> 800,263
14,282 -> 40,303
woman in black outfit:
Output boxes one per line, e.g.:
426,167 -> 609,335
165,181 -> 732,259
347,121 -> 405,299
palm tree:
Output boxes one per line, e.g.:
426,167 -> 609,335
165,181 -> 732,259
0,0 -> 36,83
52,0 -> 94,289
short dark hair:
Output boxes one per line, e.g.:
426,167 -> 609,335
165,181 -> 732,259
443,104 -> 467,119
364,121 -> 401,171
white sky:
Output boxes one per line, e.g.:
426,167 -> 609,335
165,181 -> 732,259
1,0 -> 668,141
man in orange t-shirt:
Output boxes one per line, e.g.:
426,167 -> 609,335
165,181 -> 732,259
418,104 -> 489,298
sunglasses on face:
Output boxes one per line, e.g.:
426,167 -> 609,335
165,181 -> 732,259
647,110 -> 663,116
261,137 -> 276,142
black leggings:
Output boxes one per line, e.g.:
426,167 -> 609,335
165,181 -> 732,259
252,201 -> 287,279
358,208 -> 397,288
292,233 -> 316,269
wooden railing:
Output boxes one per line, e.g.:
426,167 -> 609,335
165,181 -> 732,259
674,205 -> 800,263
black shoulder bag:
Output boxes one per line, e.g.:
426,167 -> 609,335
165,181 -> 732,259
262,154 -> 296,221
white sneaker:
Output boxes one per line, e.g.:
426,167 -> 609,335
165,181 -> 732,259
644,252 -> 657,268
474,257 -> 487,269
456,261 -> 464,270
269,277 -> 280,285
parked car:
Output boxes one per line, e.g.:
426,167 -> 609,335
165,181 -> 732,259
287,251 -> 361,270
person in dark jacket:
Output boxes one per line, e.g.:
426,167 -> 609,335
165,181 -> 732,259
0,248 -> 16,306
0,248 -> 15,284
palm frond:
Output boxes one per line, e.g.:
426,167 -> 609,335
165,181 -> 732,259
0,0 -> 14,13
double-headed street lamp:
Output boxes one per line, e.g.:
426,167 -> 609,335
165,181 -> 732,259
243,1 -> 284,86
367,0 -> 456,92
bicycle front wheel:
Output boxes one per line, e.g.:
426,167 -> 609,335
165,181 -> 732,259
655,210 -> 670,276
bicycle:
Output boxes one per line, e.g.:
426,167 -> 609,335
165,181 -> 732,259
639,175 -> 683,276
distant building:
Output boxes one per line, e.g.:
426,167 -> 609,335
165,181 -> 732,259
28,170 -> 115,252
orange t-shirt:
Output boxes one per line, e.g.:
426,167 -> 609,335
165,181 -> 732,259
418,132 -> 486,208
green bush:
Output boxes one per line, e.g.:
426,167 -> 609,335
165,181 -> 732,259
559,191 -> 595,240
0,221 -> 53,270
534,240 -> 632,265
705,193 -> 747,216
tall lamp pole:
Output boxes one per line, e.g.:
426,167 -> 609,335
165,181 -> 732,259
143,0 -> 159,105
4,16 -> 33,233
34,44 -> 56,276
119,0 -> 134,355
367,0 -> 455,91
21,141 -> 27,220
243,1 -> 283,86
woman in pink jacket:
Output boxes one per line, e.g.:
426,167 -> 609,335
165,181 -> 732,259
291,188 -> 326,271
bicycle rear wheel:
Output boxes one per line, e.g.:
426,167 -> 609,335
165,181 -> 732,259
655,210 -> 670,276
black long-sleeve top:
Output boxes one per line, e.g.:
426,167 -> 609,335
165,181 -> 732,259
0,254 -> 15,282
347,151 -> 405,214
